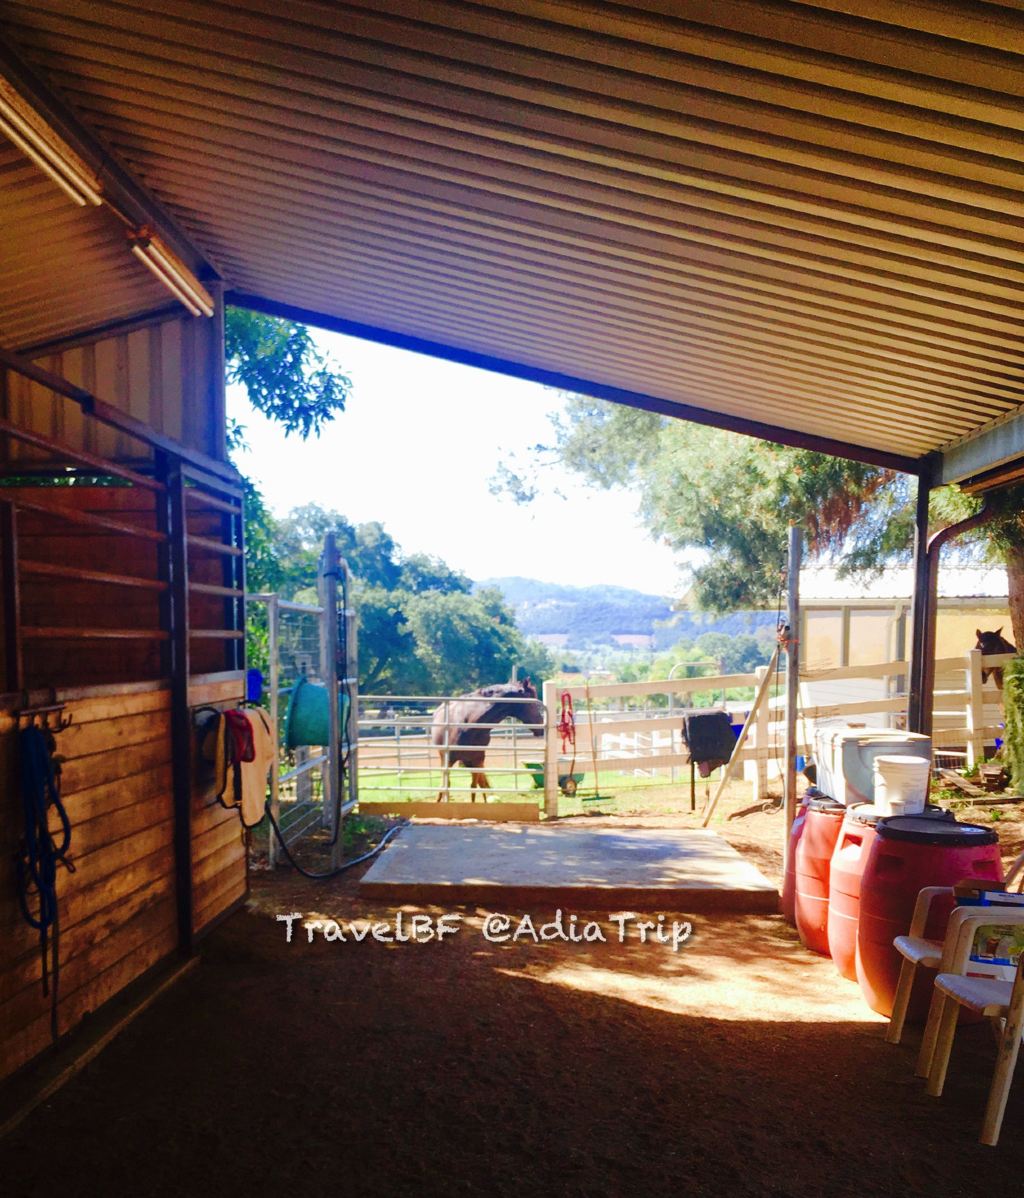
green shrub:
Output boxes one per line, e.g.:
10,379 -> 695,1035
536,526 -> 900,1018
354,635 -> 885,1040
1002,656 -> 1024,789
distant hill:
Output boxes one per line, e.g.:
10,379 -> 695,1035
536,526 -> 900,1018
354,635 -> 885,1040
477,576 -> 776,650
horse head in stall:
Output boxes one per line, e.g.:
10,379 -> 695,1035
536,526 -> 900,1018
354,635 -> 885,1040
431,678 -> 545,800
976,628 -> 1017,687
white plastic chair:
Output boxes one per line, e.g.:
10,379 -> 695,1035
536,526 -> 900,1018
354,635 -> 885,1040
885,850 -> 1024,1051
914,903 -> 1024,1080
926,953 -> 1024,1146
886,885 -> 954,1046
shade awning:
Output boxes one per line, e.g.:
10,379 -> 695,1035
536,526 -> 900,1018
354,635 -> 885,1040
2,0 -> 1023,472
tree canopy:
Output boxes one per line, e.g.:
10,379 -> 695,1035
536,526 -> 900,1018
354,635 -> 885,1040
225,307 -> 552,695
499,393 -> 1024,644
225,307 -> 350,437
260,504 -> 553,694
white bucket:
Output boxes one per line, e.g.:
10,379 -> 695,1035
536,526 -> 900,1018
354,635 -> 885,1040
873,754 -> 931,817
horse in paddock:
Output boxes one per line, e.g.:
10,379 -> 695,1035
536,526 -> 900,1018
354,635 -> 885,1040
431,679 -> 545,801
976,628 -> 1017,687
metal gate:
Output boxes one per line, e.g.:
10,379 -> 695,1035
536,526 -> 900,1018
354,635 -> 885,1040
247,534 -> 358,866
356,693 -> 546,815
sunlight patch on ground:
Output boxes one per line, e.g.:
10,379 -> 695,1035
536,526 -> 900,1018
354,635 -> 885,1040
495,960 -> 884,1024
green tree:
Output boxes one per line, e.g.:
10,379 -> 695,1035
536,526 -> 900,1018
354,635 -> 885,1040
226,307 -> 350,437
223,309 -> 554,693
693,631 -> 773,675
261,502 -> 554,694
503,394 -> 1023,642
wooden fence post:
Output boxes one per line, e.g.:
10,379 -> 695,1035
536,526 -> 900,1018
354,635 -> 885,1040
753,664 -> 770,802
966,647 -> 985,768
702,645 -> 781,827
542,679 -> 560,819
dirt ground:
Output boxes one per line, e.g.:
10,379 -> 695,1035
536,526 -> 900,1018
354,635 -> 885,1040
5,782 -> 1024,1198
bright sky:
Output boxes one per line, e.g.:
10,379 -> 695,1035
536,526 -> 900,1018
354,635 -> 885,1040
227,330 -> 688,597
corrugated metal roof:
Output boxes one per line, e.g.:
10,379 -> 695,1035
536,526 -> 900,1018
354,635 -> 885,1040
0,139 -> 167,348
2,1 -> 1024,463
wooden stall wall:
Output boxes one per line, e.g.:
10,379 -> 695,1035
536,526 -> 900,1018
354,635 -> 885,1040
0,684 -> 176,1082
2,302 -> 226,466
7,487 -> 164,688
0,672 -> 247,1083
189,674 -> 248,937
0,298 -> 247,1082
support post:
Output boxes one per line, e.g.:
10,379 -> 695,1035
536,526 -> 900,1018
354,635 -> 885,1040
163,455 -> 194,956
267,595 -> 280,870
966,647 -> 985,768
783,526 -> 803,850
753,664 -> 770,803
320,533 -> 342,869
343,559 -> 359,817
908,467 -> 934,733
542,679 -> 560,819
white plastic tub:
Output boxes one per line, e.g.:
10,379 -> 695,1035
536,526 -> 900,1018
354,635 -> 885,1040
872,754 -> 931,816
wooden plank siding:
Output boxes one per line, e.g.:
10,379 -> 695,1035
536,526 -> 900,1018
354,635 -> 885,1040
0,684 -> 176,1081
1,486 -> 236,687
188,673 -> 247,939
2,309 -> 226,463
0,671 -> 245,1084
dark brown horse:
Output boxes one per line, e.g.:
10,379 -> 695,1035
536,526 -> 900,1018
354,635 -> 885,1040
431,679 -> 545,800
977,628 -> 1017,687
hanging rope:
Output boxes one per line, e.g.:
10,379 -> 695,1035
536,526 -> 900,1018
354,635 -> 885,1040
15,724 -> 75,1042
556,691 -> 578,795
557,691 -> 575,753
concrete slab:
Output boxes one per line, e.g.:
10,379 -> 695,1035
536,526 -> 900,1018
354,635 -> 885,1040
359,824 -> 778,912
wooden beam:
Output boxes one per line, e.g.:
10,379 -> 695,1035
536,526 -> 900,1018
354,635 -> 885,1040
0,347 -> 239,487
162,457 -> 194,957
20,559 -> 168,591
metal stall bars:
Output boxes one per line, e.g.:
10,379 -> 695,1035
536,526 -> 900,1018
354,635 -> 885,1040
356,692 -> 545,811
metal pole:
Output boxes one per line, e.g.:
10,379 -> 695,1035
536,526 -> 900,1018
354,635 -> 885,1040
320,533 -> 343,869
783,526 -> 802,851
916,497 -> 996,736
163,455 -> 194,956
441,699 -> 451,801
542,679 -> 560,818
343,559 -> 359,816
267,595 -> 280,870
907,467 -> 934,733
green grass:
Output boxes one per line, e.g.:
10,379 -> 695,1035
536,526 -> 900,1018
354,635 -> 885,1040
357,765 -> 721,817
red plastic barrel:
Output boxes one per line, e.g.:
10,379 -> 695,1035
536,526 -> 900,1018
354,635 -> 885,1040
856,818 -> 1003,1017
828,805 -> 953,982
781,795 -> 812,926
794,798 -> 845,955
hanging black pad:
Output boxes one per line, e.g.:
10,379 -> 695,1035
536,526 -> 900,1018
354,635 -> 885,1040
681,709 -> 737,775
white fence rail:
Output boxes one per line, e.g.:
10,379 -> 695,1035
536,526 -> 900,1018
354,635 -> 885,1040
354,651 -> 1015,817
358,694 -> 546,802
539,650 -> 1014,815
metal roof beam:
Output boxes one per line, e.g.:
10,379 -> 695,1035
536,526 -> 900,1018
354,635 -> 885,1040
229,290 -> 925,476
940,411 -> 1024,489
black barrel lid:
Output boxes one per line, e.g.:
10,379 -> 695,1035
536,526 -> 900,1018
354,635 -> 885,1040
848,803 -> 953,826
877,817 -> 998,847
806,795 -> 845,813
